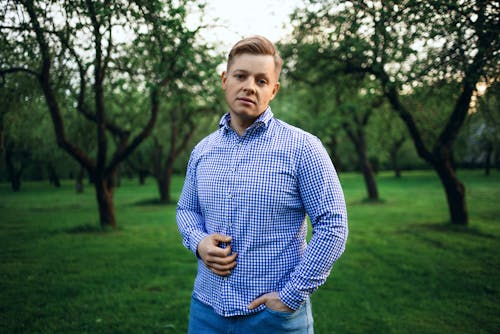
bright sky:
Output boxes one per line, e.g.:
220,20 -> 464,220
195,0 -> 303,52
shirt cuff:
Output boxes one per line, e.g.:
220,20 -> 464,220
279,284 -> 309,310
189,230 -> 209,256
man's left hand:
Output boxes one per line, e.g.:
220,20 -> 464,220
247,292 -> 293,312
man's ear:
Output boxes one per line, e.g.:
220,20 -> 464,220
221,71 -> 227,89
270,81 -> 280,100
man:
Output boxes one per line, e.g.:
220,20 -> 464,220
176,35 -> 348,333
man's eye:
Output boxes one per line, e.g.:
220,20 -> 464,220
257,79 -> 267,85
235,74 -> 245,79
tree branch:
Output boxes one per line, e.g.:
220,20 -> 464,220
0,67 -> 39,81
106,85 -> 160,174
22,0 -> 96,173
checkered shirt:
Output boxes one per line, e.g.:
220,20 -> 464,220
176,107 -> 348,316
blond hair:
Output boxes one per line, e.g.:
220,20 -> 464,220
227,35 -> 283,78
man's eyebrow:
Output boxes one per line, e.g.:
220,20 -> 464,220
233,69 -> 270,77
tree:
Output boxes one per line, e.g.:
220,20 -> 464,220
151,87 -> 223,203
288,0 -> 500,225
145,37 -> 223,203
337,93 -> 383,201
115,7 -> 223,203
371,107 -> 408,178
279,41 -> 383,200
463,80 -> 500,174
478,81 -> 500,173
0,72 -> 45,190
0,0 -> 209,227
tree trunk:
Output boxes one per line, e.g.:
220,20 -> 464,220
5,146 -> 22,192
390,138 -> 405,178
94,173 -> 116,228
139,171 -> 147,185
496,150 -> 500,171
356,142 -> 379,201
484,142 -> 492,176
328,138 -> 344,172
342,120 -> 379,201
359,149 -> 379,200
434,159 -> 468,225
157,176 -> 170,203
157,154 -> 176,203
47,163 -> 61,187
390,149 -> 402,178
76,166 -> 85,193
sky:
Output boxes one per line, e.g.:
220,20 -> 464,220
193,0 -> 303,52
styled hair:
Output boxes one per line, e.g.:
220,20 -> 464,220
227,35 -> 283,79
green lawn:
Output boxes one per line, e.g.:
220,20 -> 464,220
1,170 -> 499,333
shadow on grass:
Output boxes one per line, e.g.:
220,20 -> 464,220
66,223 -> 119,234
407,221 -> 498,239
132,198 -> 175,207
351,198 -> 387,205
30,204 -> 86,212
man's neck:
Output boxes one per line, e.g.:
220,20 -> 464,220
230,120 -> 249,137
229,113 -> 263,137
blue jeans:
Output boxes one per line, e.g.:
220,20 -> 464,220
188,296 -> 314,334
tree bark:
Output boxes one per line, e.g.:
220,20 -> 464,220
139,171 -> 147,185
357,145 -> 379,201
5,145 -> 23,192
434,159 -> 468,225
390,150 -> 401,178
343,123 -> 379,201
47,162 -> 61,187
94,172 -> 117,228
76,166 -> 85,193
157,176 -> 170,203
389,137 -> 405,178
157,155 -> 175,203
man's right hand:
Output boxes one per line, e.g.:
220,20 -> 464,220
197,234 -> 237,277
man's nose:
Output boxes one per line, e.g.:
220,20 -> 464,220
242,80 -> 256,94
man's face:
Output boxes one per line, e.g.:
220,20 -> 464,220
221,54 -> 280,127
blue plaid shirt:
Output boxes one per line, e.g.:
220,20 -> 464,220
176,107 -> 348,316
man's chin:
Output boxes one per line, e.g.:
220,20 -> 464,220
230,109 -> 263,119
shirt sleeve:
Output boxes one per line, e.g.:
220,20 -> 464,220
279,135 -> 348,310
176,148 -> 209,256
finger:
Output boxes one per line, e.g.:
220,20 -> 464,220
206,257 -> 237,274
207,246 -> 233,258
205,252 -> 237,275
212,234 -> 232,244
221,244 -> 233,256
207,260 -> 236,276
206,252 -> 237,265
207,257 -> 237,271
248,294 -> 268,310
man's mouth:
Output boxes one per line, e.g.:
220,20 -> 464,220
237,97 -> 256,105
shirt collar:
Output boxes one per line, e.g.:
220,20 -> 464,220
219,107 -> 274,132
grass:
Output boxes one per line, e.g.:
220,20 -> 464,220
1,170 -> 499,333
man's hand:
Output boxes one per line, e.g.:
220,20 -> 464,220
248,292 -> 294,312
197,234 -> 237,277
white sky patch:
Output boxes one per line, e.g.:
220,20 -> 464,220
189,0 -> 303,52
